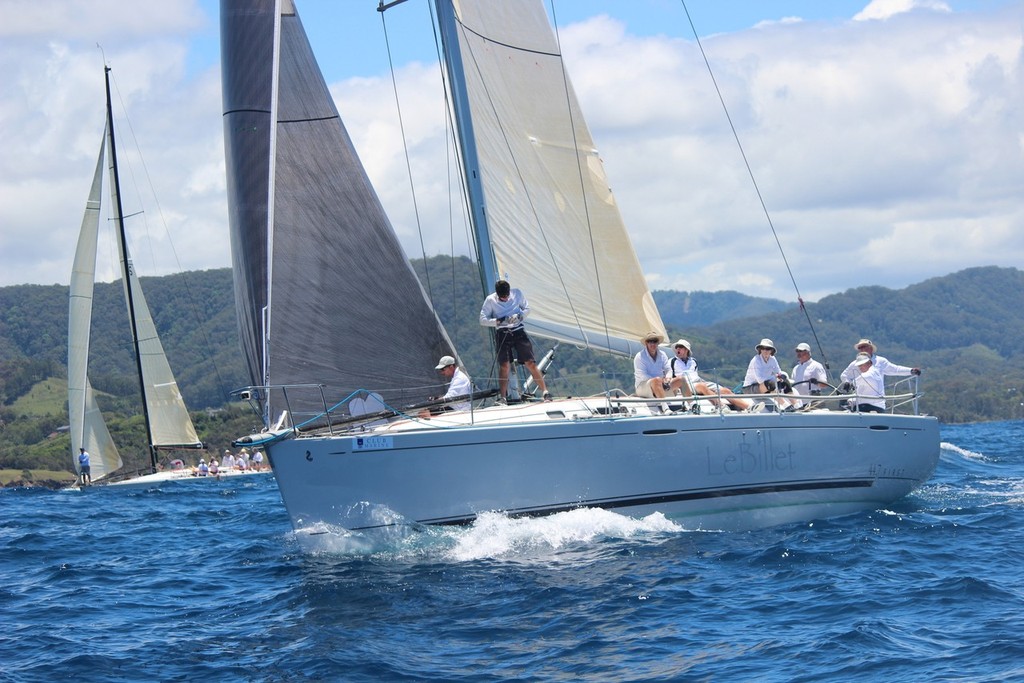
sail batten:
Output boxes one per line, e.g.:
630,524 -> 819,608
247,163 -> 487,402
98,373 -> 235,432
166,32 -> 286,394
441,0 -> 667,356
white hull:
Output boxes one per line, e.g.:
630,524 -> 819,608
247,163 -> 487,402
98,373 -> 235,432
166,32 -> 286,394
101,467 -> 271,488
262,399 -> 940,533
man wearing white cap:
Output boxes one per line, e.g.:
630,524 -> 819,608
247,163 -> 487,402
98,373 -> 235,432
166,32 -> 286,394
668,339 -> 752,411
839,339 -> 920,387
848,353 -> 887,412
792,343 -> 828,399
432,356 -> 472,412
666,339 -> 698,396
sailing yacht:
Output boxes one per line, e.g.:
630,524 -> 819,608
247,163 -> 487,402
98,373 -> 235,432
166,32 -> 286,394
67,67 -> 209,487
221,0 -> 940,533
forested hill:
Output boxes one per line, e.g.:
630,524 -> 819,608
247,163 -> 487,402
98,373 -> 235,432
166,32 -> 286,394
0,262 -> 793,411
0,261 -> 1022,424
687,266 -> 1024,423
0,268 -> 244,410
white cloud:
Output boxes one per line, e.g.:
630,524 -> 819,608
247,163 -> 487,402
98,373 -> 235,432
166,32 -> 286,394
854,0 -> 952,21
0,0 -> 1021,305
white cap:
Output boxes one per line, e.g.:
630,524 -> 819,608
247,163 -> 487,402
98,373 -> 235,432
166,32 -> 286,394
795,343 -> 811,352
435,355 -> 456,370
854,353 -> 872,366
673,339 -> 691,351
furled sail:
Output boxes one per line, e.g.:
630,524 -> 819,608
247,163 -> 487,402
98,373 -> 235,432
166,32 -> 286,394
68,132 -> 123,481
440,0 -> 667,356
221,0 -> 456,424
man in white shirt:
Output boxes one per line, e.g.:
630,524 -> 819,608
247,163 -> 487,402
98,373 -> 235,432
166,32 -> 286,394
792,342 -> 828,407
634,331 -> 669,398
840,339 -> 921,385
848,353 -> 887,412
479,280 -> 551,402
666,339 -> 752,411
432,355 -> 472,413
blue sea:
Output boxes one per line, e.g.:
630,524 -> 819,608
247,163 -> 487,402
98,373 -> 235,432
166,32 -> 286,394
2,421 -> 1022,682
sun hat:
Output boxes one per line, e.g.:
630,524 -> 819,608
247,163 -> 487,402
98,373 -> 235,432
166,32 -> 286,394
795,342 -> 811,352
642,331 -> 664,344
434,355 -> 456,370
854,339 -> 876,353
854,353 -> 873,366
673,339 -> 691,350
755,338 -> 776,353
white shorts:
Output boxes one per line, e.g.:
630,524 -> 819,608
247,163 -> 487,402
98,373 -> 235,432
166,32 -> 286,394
635,379 -> 665,398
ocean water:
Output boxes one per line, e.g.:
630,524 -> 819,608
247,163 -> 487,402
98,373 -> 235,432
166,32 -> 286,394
2,421 -> 1022,682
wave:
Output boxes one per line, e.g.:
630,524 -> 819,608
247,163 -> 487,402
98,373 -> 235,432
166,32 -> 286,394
290,507 -> 686,561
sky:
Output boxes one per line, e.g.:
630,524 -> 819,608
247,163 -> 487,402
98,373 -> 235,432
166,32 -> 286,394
1,0 -> 1021,302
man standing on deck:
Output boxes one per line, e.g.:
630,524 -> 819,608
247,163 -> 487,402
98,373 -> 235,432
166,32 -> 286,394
479,280 -> 551,403
78,447 -> 91,486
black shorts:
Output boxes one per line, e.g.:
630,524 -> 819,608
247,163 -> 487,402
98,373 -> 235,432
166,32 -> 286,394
496,327 -> 536,365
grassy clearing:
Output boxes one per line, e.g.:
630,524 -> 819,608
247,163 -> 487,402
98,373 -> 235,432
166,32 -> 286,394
0,468 -> 76,486
12,377 -> 68,417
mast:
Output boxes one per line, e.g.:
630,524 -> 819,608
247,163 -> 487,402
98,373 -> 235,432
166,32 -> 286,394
104,66 -> 159,474
433,0 -> 497,295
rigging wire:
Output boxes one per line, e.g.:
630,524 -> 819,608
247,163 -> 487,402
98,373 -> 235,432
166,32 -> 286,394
678,0 -> 831,373
424,0 -> 505,384
381,0 -> 490,368
103,64 -> 233,400
547,0 -> 617,354
425,0 -> 490,360
452,7 -> 590,349
379,7 -> 437,304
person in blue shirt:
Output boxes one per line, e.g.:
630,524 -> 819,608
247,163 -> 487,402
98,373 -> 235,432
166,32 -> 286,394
78,447 -> 91,486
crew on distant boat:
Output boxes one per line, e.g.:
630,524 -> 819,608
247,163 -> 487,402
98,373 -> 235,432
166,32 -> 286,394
238,448 -> 250,470
78,447 -> 91,486
792,342 -> 828,409
222,450 -> 236,471
251,449 -> 265,471
634,331 -> 670,399
666,339 -> 752,411
196,459 -> 209,476
420,355 -> 473,417
209,459 -> 220,476
479,280 -> 551,402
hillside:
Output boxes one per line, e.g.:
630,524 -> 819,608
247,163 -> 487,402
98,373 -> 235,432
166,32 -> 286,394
0,269 -> 246,410
0,262 -> 1021,477
653,289 -> 791,328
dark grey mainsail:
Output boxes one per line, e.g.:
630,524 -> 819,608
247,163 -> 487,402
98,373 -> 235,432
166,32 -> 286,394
221,0 -> 456,424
